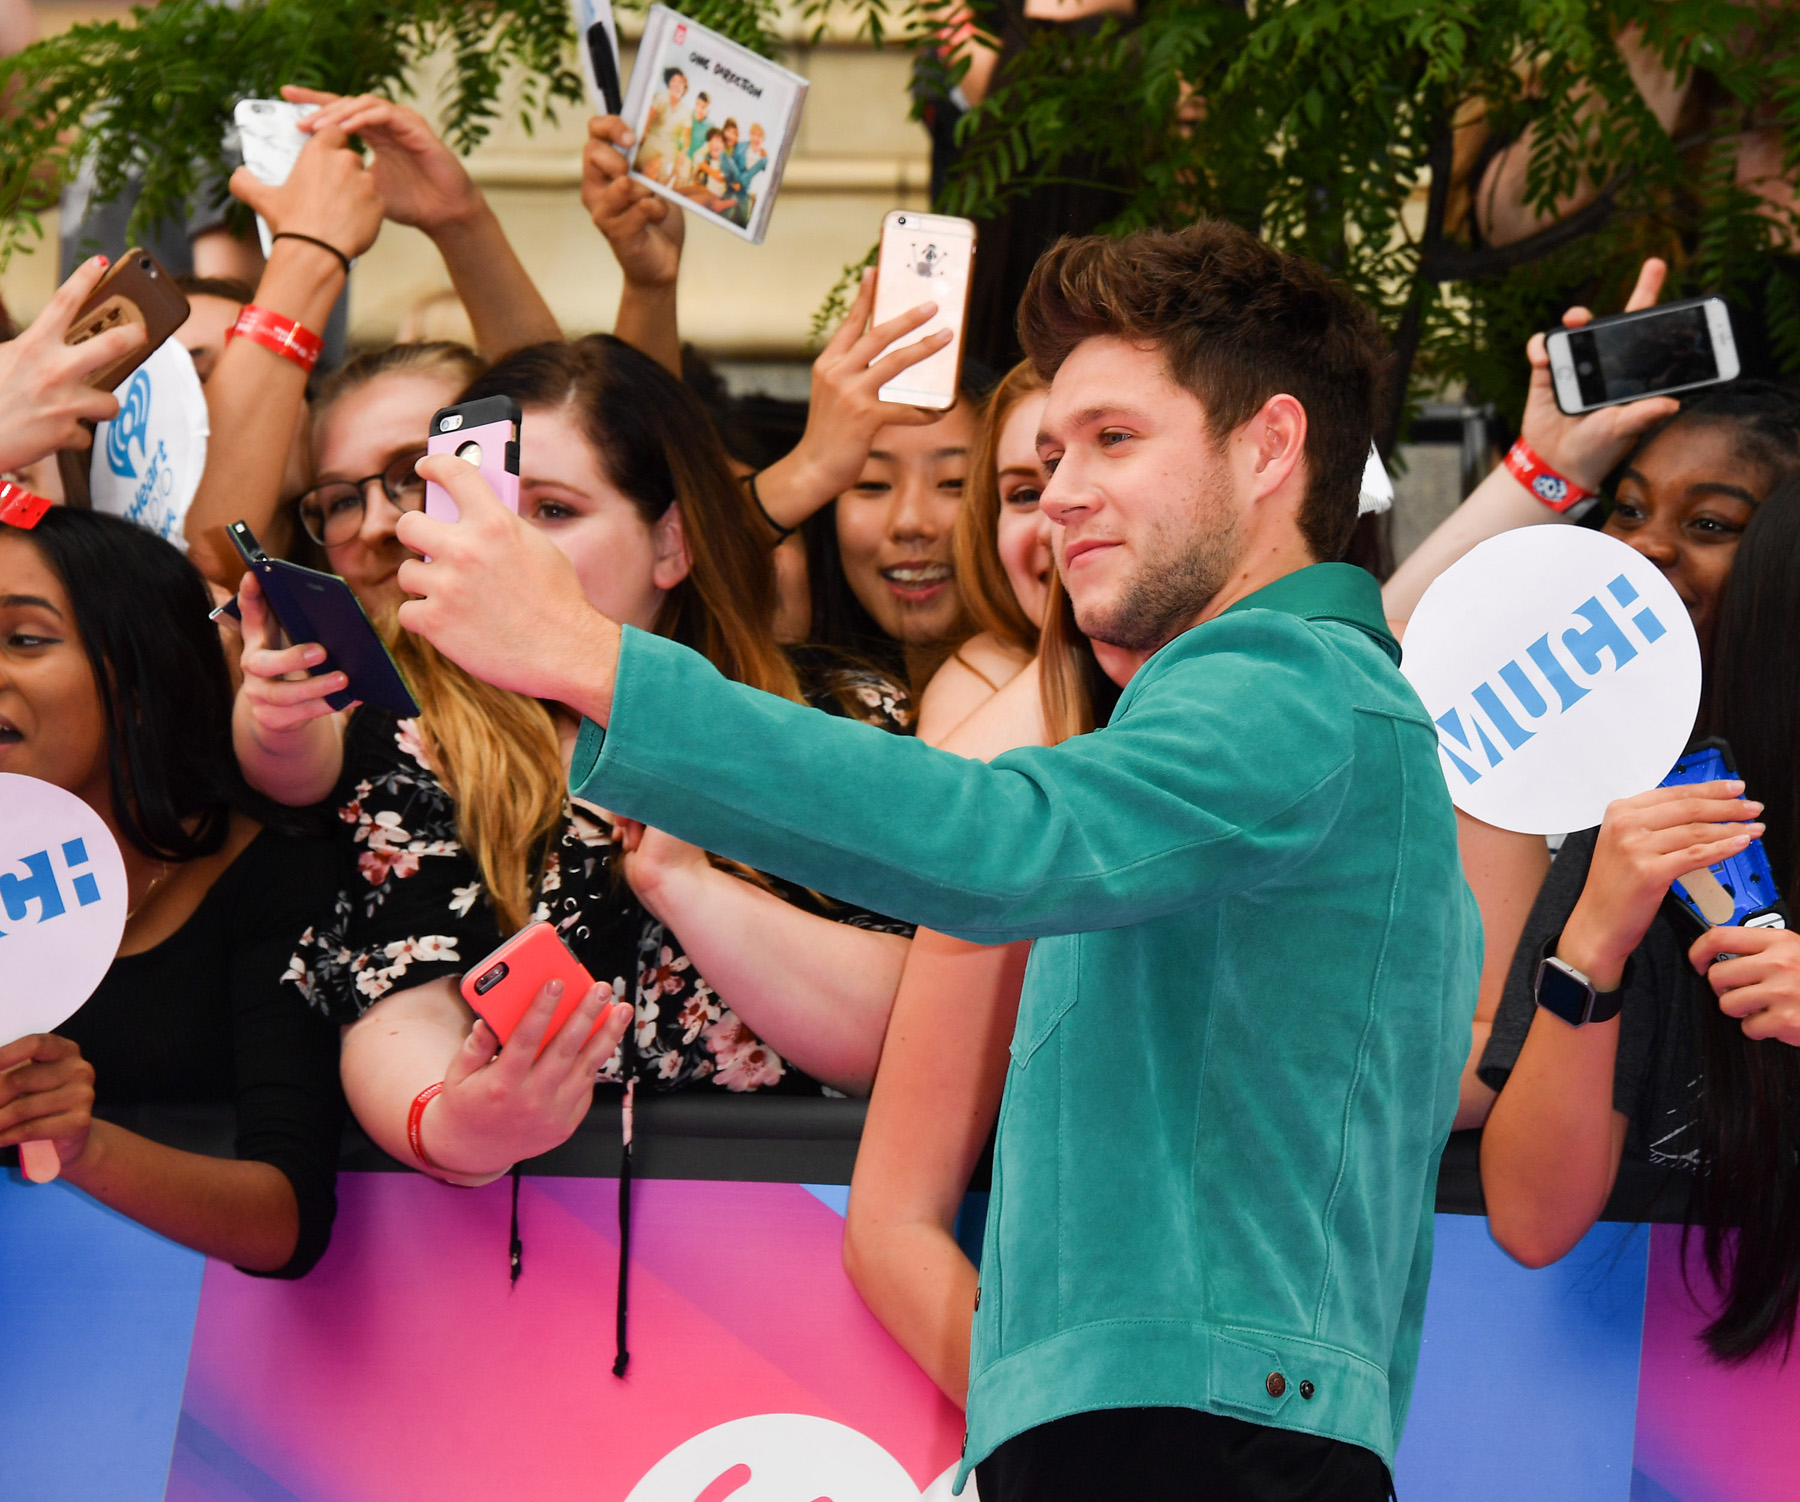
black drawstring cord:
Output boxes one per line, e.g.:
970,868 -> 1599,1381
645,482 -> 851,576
509,1162 -> 524,1285
613,1078 -> 636,1377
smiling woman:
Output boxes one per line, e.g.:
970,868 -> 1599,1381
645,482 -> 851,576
0,509 -> 344,1279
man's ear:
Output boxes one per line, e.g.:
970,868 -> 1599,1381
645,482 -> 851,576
1242,393 -> 1308,502
650,502 -> 693,591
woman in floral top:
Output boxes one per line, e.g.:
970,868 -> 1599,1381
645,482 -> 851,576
239,336 -> 919,1185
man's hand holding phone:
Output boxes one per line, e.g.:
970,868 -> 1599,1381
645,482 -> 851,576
396,452 -> 625,723
419,978 -> 633,1180
1519,257 -> 1681,494
0,256 -> 142,475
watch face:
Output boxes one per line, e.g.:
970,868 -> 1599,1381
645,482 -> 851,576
1535,956 -> 1593,1026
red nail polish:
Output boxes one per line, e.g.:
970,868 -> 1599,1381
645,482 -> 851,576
95,255 -> 109,269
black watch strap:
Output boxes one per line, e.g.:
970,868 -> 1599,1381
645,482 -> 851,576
1533,931 -> 1629,1026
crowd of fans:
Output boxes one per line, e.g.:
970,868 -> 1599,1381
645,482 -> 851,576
3,84 -> 1800,1397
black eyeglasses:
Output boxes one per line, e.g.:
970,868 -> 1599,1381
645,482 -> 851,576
296,450 -> 428,547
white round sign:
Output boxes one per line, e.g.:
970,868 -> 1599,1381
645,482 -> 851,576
1400,527 -> 1702,835
625,1415 -> 965,1501
89,337 -> 209,550
0,774 -> 127,1040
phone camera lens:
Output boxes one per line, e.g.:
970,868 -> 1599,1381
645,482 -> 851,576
897,215 -> 905,225
474,962 -> 509,996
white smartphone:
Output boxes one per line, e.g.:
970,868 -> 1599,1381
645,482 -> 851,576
871,210 -> 977,412
233,98 -> 318,256
1545,296 -> 1739,415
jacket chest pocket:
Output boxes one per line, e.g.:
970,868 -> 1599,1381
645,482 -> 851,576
1011,933 -> 1081,1068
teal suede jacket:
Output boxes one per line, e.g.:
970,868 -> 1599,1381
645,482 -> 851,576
569,563 -> 1481,1488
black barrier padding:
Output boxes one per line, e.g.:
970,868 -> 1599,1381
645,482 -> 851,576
82,1102 -> 1690,1223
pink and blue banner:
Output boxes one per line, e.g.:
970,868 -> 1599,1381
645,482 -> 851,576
4,1169 -> 1798,1500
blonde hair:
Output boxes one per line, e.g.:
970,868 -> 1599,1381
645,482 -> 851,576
386,627 -> 565,934
316,342 -> 566,934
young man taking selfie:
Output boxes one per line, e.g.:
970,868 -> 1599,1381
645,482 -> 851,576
394,221 -> 1481,1501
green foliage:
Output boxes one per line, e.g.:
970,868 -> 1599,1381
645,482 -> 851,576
0,0 -> 586,263
922,0 -> 1800,435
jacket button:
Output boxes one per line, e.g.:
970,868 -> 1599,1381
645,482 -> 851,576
1299,1380 -> 1316,1400
1266,1372 -> 1286,1398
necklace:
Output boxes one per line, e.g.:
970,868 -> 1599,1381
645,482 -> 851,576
126,862 -> 173,921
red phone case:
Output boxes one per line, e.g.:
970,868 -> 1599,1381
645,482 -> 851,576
460,922 -> 607,1056
424,404 -> 521,522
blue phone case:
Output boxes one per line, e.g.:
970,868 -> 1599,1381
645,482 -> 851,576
1657,739 -> 1789,935
226,522 -> 420,718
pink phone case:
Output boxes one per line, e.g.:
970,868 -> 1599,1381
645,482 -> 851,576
423,398 -> 522,523
460,921 -> 606,1057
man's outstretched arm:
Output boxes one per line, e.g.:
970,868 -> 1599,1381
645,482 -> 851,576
395,459 -> 1353,940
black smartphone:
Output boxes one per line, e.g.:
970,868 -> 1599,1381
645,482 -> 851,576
219,520 -> 420,717
587,23 -> 623,115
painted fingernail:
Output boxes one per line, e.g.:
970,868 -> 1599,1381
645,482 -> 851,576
94,255 -> 109,269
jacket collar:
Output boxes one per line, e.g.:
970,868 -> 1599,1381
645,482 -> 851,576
1220,563 -> 1400,664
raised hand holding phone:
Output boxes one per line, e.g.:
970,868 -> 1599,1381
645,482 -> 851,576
871,210 -> 976,411
0,776 -> 128,1183
0,256 -> 141,475
1519,258 -> 1683,493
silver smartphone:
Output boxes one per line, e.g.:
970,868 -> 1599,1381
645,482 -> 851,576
1546,296 -> 1739,415
871,210 -> 977,412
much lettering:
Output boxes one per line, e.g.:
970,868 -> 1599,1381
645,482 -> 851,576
1434,574 -> 1669,785
0,837 -> 104,938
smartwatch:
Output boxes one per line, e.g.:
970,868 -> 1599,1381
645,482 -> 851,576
1533,933 -> 1628,1026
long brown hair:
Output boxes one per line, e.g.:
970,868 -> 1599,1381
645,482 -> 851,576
312,340 -> 566,935
953,362 -> 1045,658
461,336 -> 802,702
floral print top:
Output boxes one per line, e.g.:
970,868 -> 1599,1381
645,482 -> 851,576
282,651 -> 914,1095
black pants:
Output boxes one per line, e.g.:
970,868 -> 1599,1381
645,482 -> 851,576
975,1407 -> 1394,1502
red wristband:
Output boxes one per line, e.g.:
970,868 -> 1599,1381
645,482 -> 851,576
0,480 -> 52,529
406,1081 -> 446,1171
1504,438 -> 1596,515
227,304 -> 323,373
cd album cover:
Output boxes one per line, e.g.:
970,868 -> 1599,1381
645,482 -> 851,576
621,5 -> 809,245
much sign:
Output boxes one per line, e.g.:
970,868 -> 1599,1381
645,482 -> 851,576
0,773 -> 127,1040
1400,527 -> 1702,835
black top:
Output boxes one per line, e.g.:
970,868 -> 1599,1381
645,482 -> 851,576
284,650 -> 916,1096
60,828 -> 347,1277
1478,827 -> 1702,1168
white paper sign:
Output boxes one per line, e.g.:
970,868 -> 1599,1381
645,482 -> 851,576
0,774 -> 127,1041
89,338 -> 210,550
1400,527 -> 1702,835
625,1414 -> 965,1500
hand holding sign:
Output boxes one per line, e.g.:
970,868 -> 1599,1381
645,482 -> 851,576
0,774 -> 127,1182
1401,527 -> 1703,835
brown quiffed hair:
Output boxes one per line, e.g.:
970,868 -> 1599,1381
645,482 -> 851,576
1017,220 -> 1389,561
